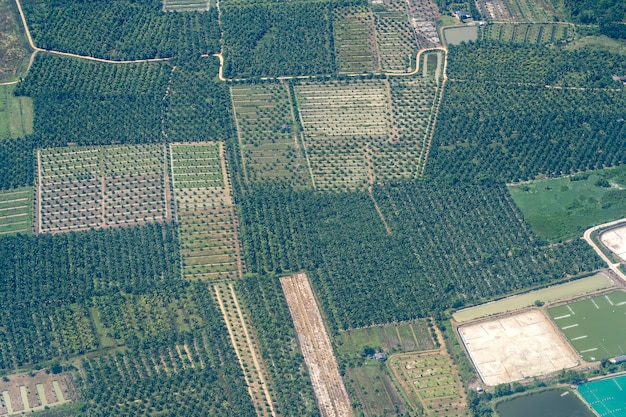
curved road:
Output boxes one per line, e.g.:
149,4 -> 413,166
583,219 -> 626,283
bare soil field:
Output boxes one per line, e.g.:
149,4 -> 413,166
281,273 -> 353,417
458,310 -> 579,386
600,225 -> 626,262
0,370 -> 75,415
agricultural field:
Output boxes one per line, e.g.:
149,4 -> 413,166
0,0 -> 30,83
170,142 -> 242,280
213,282 -> 278,417
281,273 -> 352,417
453,272 -> 614,323
0,370 -> 74,415
35,144 -> 172,234
0,84 -> 33,140
481,23 -> 575,45
508,165 -> 626,242
459,310 -> 579,386
336,320 -> 436,415
333,6 -> 379,74
601,225 -> 626,262
549,290 -> 626,362
0,187 -> 32,236
475,0 -> 559,22
405,0 -> 441,47
389,351 -> 469,416
230,83 -> 311,188
163,0 -> 210,12
372,0 -> 418,73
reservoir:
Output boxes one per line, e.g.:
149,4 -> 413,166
578,374 -> 626,417
443,26 -> 478,45
495,389 -> 595,417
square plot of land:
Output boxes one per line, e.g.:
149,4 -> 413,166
601,226 -> 626,262
459,310 -> 578,386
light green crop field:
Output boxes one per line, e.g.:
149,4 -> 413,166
549,290 -> 626,362
508,166 -> 626,242
0,187 -> 32,235
0,84 -> 33,140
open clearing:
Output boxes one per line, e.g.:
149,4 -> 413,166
0,187 -> 32,235
36,145 -> 172,234
508,165 -> 626,242
0,84 -> 33,140
281,273 -> 353,417
453,273 -> 614,323
0,370 -> 75,415
601,226 -> 626,262
163,0 -> 209,12
459,310 -> 578,386
389,350 -> 469,416
170,142 -> 242,280
548,290 -> 626,362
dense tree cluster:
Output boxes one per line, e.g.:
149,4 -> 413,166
21,0 -> 220,60
237,275 -> 319,416
164,57 -> 234,142
221,2 -> 336,78
425,82 -> 626,182
0,137 -> 35,189
446,42 -> 626,88
563,0 -> 625,26
239,182 -> 602,330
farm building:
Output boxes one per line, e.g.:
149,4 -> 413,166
609,355 -> 626,364
455,10 -> 472,21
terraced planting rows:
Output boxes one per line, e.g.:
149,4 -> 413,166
281,273 -> 353,417
230,83 -> 311,188
333,6 -> 379,74
170,142 -> 241,280
482,23 -> 573,44
389,351 -> 469,417
35,145 -> 171,234
214,282 -> 278,417
163,0 -> 210,11
0,187 -> 32,236
372,0 -> 417,73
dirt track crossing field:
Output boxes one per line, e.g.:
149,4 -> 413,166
281,273 -> 353,417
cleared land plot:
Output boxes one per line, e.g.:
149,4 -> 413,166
36,145 -> 171,234
578,374 -> 626,417
281,273 -> 353,417
171,142 -> 241,280
0,0 -> 30,83
337,320 -> 435,415
389,351 -> 469,417
549,290 -> 626,362
0,371 -> 74,416
482,23 -> 574,45
163,0 -> 209,11
453,272 -> 615,323
475,0 -> 557,22
601,226 -> 626,262
372,0 -> 417,73
333,6 -> 379,73
0,187 -> 32,235
459,310 -> 578,386
230,83 -> 311,187
405,0 -> 440,47
508,166 -> 626,242
214,282 -> 277,417
0,84 -> 33,140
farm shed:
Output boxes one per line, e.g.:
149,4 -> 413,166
455,10 -> 472,21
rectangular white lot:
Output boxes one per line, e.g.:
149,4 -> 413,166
458,310 -> 578,386
601,226 -> 626,262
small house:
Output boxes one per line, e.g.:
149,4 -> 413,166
455,10 -> 472,21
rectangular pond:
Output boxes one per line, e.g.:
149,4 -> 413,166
496,389 -> 595,417
443,26 -> 478,45
578,374 -> 626,417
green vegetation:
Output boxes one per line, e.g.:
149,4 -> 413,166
333,5 -> 379,73
0,186 -> 32,235
481,23 -> 575,45
549,290 -> 626,361
372,0 -> 417,72
15,54 -> 171,147
221,2 -> 336,78
237,275 -> 319,416
565,35 -> 626,55
21,0 -> 220,60
508,166 -> 626,241
0,0 -> 30,82
0,137 -> 35,189
240,180 -> 602,330
0,84 -> 33,140
562,0 -> 625,39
